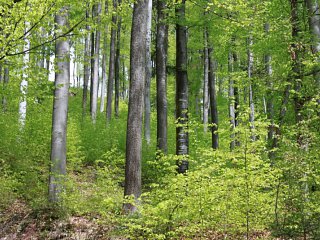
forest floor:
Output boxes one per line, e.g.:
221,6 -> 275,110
0,199 -> 277,240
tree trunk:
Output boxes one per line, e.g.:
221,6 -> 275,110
306,0 -> 320,107
123,0 -> 148,214
176,0 -> 189,174
247,35 -> 255,140
144,0 -> 152,144
49,6 -> 70,203
100,1 -> 108,113
114,0 -> 122,118
228,51 -> 236,151
90,3 -> 102,123
156,0 -> 168,154
106,0 -> 117,121
83,8 -> 91,118
2,63 -> 9,111
19,22 -> 30,128
203,28 -> 209,132
208,48 -> 218,149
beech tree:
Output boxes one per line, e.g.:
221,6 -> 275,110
49,5 -> 70,203
123,0 -> 148,213
82,7 -> 90,118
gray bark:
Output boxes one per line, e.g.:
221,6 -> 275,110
208,48 -> 218,149
106,0 -> 117,121
100,1 -> 109,113
49,6 -> 70,203
123,0 -> 148,214
156,0 -> 168,153
82,8 -> 90,118
90,3 -> 102,123
114,0 -> 122,118
203,29 -> 209,132
176,0 -> 189,174
144,0 -> 152,144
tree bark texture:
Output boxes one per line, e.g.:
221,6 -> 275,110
144,0 -> 152,144
156,0 -> 168,154
203,28 -> 209,132
208,48 -> 219,149
49,6 -> 70,203
176,0 -> 189,174
106,0 -> 117,121
90,3 -> 101,123
82,8 -> 90,118
114,0 -> 122,118
123,0 -> 148,214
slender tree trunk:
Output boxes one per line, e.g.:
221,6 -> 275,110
90,3 -> 102,123
90,31 -> 95,113
247,35 -> 255,140
114,0 -> 122,118
123,0 -> 148,214
106,0 -> 117,121
228,51 -> 236,151
49,6 -> 70,203
2,63 -> 9,111
176,0 -> 189,174
156,0 -> 168,153
306,0 -> 320,107
19,22 -> 30,128
203,28 -> 209,132
208,48 -> 218,149
82,8 -> 90,118
100,1 -> 108,113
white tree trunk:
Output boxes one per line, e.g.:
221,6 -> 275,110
19,22 -> 30,128
100,1 -> 108,113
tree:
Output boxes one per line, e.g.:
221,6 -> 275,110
106,0 -> 117,121
123,0 -> 148,214
156,0 -> 168,154
49,5 -> 70,203
175,0 -> 189,173
203,26 -> 209,132
82,7 -> 90,118
144,0 -> 152,144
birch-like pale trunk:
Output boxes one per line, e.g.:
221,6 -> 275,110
123,0 -> 148,214
106,0 -> 117,121
203,28 -> 209,132
114,0 -> 122,118
82,8 -> 90,117
90,3 -> 102,123
49,6 -> 70,203
156,0 -> 168,153
100,1 -> 109,113
176,0 -> 189,173
144,0 -> 152,144
228,51 -> 236,151
19,23 -> 30,128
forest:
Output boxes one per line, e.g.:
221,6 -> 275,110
0,0 -> 320,239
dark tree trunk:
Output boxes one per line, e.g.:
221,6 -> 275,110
175,0 -> 189,174
106,0 -> 117,121
208,48 -> 218,149
203,28 -> 209,132
123,0 -> 148,214
156,0 -> 168,154
2,63 -> 9,111
49,6 -> 70,203
82,8 -> 90,118
114,0 -> 122,118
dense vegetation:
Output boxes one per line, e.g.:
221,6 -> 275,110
0,0 -> 320,239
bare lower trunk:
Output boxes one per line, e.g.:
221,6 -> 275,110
124,0 -> 148,214
228,51 -> 236,151
144,0 -> 152,144
156,0 -> 168,153
176,0 -> 189,174
247,35 -> 255,140
106,0 -> 117,121
2,63 -> 9,111
114,1 -> 122,118
49,6 -> 70,203
203,28 -> 209,132
82,8 -> 90,118
208,48 -> 218,149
